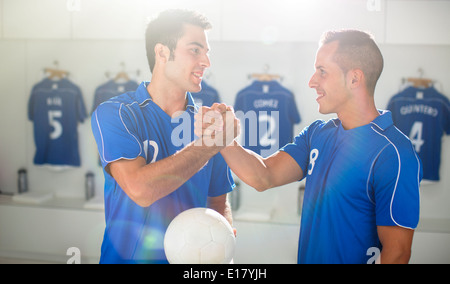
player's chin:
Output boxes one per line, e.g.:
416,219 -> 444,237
317,102 -> 326,114
189,85 -> 202,94
317,104 -> 333,115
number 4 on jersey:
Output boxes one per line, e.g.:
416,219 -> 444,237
409,121 -> 425,153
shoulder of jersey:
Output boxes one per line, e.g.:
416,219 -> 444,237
60,78 -> 81,90
96,91 -> 141,110
308,119 -> 331,131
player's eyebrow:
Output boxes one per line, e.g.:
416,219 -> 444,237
188,41 -> 210,52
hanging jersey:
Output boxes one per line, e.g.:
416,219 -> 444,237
234,80 -> 301,157
91,82 -> 235,264
191,81 -> 221,107
281,111 -> 422,264
387,86 -> 450,181
28,78 -> 87,167
92,79 -> 139,113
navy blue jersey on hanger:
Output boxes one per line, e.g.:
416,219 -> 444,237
234,80 -> 301,157
191,81 -> 221,107
28,78 -> 87,166
92,79 -> 139,113
387,86 -> 450,181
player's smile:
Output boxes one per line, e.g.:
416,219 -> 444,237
316,91 -> 325,102
313,86 -> 327,103
192,71 -> 204,84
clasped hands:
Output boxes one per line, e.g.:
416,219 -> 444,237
194,103 -> 241,149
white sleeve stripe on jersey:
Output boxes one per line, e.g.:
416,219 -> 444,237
366,143 -> 391,205
413,149 -> 422,213
117,103 -> 143,159
227,166 -> 235,189
370,126 -> 420,230
93,103 -> 143,165
93,110 -> 106,163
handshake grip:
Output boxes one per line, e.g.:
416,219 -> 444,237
194,103 -> 241,148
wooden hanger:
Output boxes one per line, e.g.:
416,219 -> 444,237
249,64 -> 282,82
405,68 -> 433,88
44,61 -> 69,80
111,62 -> 136,83
249,73 -> 281,82
114,71 -> 130,82
406,77 -> 433,88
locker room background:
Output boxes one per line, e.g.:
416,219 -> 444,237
0,0 -> 450,263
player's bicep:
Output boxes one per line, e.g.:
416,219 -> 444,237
108,157 -> 147,203
377,225 -> 414,264
265,151 -> 304,188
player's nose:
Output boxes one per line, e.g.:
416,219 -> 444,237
309,73 -> 319,89
200,53 -> 211,68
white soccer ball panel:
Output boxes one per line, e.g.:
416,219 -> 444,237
201,242 -> 225,264
223,234 -> 236,264
210,221 -> 234,243
184,222 -> 211,247
163,228 -> 185,261
197,210 -> 222,226
164,207 -> 236,264
179,244 -> 201,264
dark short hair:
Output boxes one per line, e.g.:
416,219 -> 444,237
320,30 -> 384,94
145,9 -> 212,73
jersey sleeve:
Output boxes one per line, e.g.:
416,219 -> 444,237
443,96 -> 450,135
372,143 -> 422,229
91,101 -> 144,168
386,97 -> 398,122
28,89 -> 36,121
233,93 -> 244,112
207,153 -> 235,197
386,96 -> 394,111
280,120 -> 323,178
92,86 -> 103,114
288,93 -> 301,125
76,88 -> 87,123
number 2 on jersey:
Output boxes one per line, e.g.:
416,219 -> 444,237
143,140 -> 159,164
259,114 -> 277,147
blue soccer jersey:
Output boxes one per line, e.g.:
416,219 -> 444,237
92,79 -> 139,113
191,81 -> 221,107
28,78 -> 87,166
234,80 -> 301,157
387,86 -> 450,181
91,82 -> 235,264
281,111 -> 422,264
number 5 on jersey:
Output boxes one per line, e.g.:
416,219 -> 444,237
48,110 -> 63,140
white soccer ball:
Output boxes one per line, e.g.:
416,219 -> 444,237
164,207 -> 236,264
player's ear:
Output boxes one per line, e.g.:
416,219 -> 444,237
347,69 -> 364,89
154,43 -> 171,63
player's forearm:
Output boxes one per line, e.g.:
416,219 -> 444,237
128,141 -> 222,207
220,141 -> 272,192
208,194 -> 233,227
